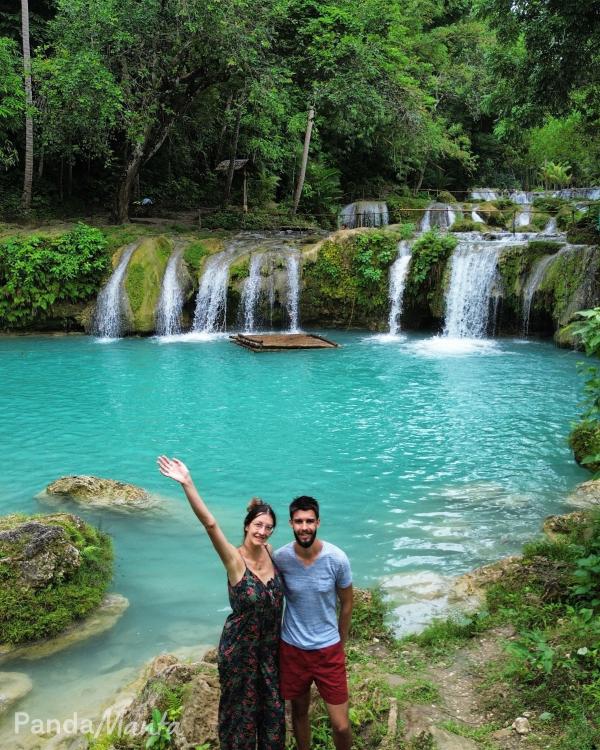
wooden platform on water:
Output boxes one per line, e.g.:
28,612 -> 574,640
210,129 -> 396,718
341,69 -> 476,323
230,333 -> 339,352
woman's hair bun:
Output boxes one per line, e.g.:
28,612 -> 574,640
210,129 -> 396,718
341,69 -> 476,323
247,496 -> 264,512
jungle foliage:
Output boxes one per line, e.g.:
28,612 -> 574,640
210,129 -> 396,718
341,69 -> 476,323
1,0 -> 598,222
0,222 -> 108,328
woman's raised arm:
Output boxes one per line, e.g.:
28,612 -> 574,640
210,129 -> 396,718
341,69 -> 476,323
157,456 -> 244,584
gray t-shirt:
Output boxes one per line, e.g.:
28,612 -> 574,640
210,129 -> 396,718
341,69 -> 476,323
274,541 -> 352,650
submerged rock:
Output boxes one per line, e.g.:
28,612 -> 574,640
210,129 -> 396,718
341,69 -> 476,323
43,475 -> 156,511
0,672 -> 33,714
0,593 -> 128,663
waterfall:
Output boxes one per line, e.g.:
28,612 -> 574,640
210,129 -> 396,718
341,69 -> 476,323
471,208 -> 484,223
388,241 -> 412,335
542,216 -> 558,234
92,242 -> 138,338
509,190 -> 533,205
516,206 -> 531,227
340,201 -> 388,229
286,254 -> 301,332
241,254 -> 264,332
420,203 -> 458,231
521,255 -> 556,334
470,189 -> 497,201
192,251 -> 233,333
444,238 -> 512,338
156,247 -> 184,335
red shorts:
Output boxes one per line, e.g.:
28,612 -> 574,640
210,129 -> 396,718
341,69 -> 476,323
279,639 -> 348,705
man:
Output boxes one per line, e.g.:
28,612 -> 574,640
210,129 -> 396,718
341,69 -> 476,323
274,496 -> 353,750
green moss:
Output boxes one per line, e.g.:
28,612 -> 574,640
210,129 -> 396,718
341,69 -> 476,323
477,202 -> 509,229
437,190 -> 457,204
183,240 -> 210,275
537,247 -> 592,322
569,420 -> 600,472
449,218 -> 484,232
229,257 -> 250,282
124,236 -> 172,332
0,513 -> 113,645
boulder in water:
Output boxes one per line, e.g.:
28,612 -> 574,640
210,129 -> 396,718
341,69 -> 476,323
0,513 -> 114,652
43,475 -> 154,511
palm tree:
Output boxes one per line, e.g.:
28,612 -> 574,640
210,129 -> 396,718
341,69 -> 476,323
21,0 -> 33,211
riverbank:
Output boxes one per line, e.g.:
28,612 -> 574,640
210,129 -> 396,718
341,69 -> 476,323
73,503 -> 599,750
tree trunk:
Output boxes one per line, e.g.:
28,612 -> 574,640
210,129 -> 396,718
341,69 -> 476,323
37,144 -> 44,179
113,146 -> 144,223
214,93 -> 233,168
224,102 -> 243,206
20,0 -> 33,210
292,105 -> 314,215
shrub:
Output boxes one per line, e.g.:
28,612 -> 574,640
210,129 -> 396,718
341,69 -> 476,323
449,218 -> 483,232
0,223 -> 109,329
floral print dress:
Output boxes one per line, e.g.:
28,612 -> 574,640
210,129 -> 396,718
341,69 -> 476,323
217,564 -> 285,750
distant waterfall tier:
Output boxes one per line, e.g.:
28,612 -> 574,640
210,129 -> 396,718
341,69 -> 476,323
241,254 -> 264,332
339,201 -> 388,229
387,241 -> 412,335
444,237 -> 527,339
522,254 -> 557,335
92,242 -> 138,338
156,247 -> 184,335
420,203 -> 460,232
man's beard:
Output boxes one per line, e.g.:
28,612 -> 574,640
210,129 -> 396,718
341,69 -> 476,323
294,529 -> 317,549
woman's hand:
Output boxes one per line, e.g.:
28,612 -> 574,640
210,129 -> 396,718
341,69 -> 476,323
157,455 -> 191,486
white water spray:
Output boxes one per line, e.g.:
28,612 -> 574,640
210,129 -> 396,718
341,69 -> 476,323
387,241 -> 412,335
521,254 -> 556,335
241,254 -> 264,332
156,247 -> 184,335
286,254 -> 301,332
92,242 -> 138,338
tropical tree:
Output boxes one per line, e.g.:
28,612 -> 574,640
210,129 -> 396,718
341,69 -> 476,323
20,0 -> 33,209
0,38 -> 24,170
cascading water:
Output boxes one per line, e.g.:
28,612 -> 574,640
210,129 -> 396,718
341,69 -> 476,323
420,203 -> 458,231
542,216 -> 558,234
515,204 -> 532,227
444,236 -> 527,338
471,208 -> 484,223
286,254 -> 301,332
470,189 -> 497,201
521,254 -> 556,335
156,247 -> 184,335
241,254 -> 264,332
340,201 -> 388,229
192,250 -> 233,333
92,242 -> 138,338
387,241 -> 412,335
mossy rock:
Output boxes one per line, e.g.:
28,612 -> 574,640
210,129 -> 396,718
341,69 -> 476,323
0,513 -> 113,645
537,245 -> 600,325
124,236 -> 173,333
569,420 -> 600,473
476,202 -> 508,229
449,218 -> 484,232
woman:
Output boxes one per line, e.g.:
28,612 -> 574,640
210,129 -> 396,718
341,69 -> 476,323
157,456 -> 285,750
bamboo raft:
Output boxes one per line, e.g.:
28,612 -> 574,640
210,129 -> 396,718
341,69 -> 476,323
230,333 -> 339,352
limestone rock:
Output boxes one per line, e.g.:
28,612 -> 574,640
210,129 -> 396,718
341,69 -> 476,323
567,479 -> 600,509
43,475 -> 155,512
449,555 -> 522,608
121,655 -> 220,750
512,716 -> 531,734
0,672 -> 33,713
0,594 -> 128,663
0,515 -> 82,589
543,511 -> 588,540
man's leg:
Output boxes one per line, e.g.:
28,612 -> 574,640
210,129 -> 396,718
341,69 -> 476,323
290,691 -> 311,750
324,701 -> 351,750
